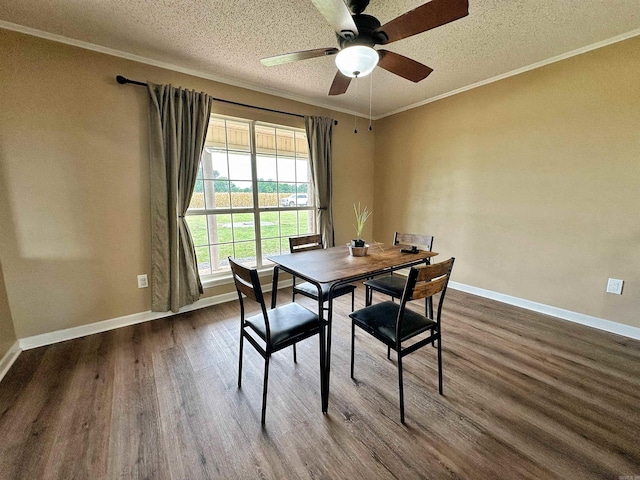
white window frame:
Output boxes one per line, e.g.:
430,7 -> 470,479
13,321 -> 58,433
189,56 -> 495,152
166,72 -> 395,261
186,115 -> 316,283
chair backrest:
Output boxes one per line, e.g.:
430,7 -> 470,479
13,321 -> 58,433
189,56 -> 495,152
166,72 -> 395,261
400,257 -> 455,322
229,256 -> 273,344
409,258 -> 454,301
394,232 -> 434,252
228,256 -> 266,308
289,234 -> 323,253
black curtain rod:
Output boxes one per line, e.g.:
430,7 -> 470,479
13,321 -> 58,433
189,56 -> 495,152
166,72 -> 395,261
116,75 -> 337,125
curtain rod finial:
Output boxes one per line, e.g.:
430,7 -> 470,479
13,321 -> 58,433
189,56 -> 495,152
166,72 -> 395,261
116,75 -> 148,87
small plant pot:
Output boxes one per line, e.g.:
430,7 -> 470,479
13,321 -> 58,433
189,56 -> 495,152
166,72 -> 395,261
348,244 -> 369,257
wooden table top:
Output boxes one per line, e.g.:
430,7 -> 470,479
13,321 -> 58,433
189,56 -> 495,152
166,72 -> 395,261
268,244 -> 438,284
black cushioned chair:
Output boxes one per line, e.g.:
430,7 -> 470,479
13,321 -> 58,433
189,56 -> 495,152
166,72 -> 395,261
229,257 -> 320,424
349,257 -> 455,424
364,232 -> 434,311
289,234 -> 356,312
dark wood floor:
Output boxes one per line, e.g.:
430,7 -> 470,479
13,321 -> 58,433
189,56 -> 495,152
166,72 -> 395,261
1,286 -> 639,479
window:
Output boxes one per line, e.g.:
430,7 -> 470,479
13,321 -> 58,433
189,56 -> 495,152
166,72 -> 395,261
186,115 -> 316,278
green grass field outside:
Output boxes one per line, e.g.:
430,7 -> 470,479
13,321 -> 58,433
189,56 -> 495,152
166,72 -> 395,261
186,210 -> 313,274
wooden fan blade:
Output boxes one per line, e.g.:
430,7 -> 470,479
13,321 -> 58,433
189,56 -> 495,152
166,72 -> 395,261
377,50 -> 433,82
311,0 -> 358,38
261,48 -> 339,66
375,0 -> 468,44
329,71 -> 352,95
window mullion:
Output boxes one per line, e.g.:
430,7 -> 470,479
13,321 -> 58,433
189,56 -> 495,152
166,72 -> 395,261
249,121 -> 262,267
189,114 -> 313,280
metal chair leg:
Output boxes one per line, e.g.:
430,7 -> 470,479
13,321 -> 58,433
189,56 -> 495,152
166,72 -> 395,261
238,331 -> 244,388
398,353 -> 405,424
293,343 -> 297,363
351,290 -> 355,312
261,356 -> 270,424
350,322 -> 356,379
291,276 -> 296,303
387,345 -> 391,359
437,333 -> 443,395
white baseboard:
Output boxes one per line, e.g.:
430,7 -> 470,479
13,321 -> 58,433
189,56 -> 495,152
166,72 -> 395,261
19,279 -> 293,351
448,281 -> 640,341
0,341 -> 21,383
14,277 -> 638,353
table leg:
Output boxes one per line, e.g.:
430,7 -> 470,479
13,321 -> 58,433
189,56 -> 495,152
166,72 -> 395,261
317,286 -> 327,413
322,284 -> 338,412
324,311 -> 332,412
270,266 -> 279,309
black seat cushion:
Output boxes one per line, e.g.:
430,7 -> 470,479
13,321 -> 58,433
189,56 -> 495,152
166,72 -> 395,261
349,302 -> 436,345
246,303 -> 319,350
364,275 -> 406,299
294,281 -> 356,302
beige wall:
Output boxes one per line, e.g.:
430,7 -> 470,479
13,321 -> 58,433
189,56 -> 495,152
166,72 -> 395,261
3,26 -> 635,340
374,36 -> 640,328
0,29 -> 374,338
0,261 -> 17,358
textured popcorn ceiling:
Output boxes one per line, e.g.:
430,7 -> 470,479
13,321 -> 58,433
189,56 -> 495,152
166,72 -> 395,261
1,0 -> 639,117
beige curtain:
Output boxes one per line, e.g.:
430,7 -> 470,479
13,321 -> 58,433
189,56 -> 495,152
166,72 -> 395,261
147,82 -> 212,312
305,116 -> 335,247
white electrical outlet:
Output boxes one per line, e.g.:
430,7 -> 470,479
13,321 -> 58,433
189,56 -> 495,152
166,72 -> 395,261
606,278 -> 623,295
137,274 -> 149,289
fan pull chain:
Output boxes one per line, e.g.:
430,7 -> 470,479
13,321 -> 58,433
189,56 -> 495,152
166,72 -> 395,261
368,70 -> 373,131
353,75 -> 358,134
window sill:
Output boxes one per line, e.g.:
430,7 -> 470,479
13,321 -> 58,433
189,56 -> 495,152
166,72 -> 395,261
200,265 -> 277,290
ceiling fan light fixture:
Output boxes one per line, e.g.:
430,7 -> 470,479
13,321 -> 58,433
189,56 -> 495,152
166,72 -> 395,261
335,45 -> 379,78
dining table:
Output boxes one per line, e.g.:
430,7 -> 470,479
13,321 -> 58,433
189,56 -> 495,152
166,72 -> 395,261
268,242 -> 438,413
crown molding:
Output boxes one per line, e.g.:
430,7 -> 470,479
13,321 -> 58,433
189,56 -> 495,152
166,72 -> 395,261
0,20 -> 363,119
376,28 -> 640,119
3,21 -> 639,122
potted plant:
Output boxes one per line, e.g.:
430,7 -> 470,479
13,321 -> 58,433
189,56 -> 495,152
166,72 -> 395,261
350,203 -> 372,256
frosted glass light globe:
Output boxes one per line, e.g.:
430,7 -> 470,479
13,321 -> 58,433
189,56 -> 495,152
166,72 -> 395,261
335,46 -> 379,78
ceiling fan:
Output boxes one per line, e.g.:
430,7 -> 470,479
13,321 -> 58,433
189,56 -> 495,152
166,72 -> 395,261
260,0 -> 469,96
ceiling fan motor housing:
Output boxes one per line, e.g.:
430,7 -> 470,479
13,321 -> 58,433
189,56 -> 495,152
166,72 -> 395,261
337,14 -> 387,48
347,0 -> 370,15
